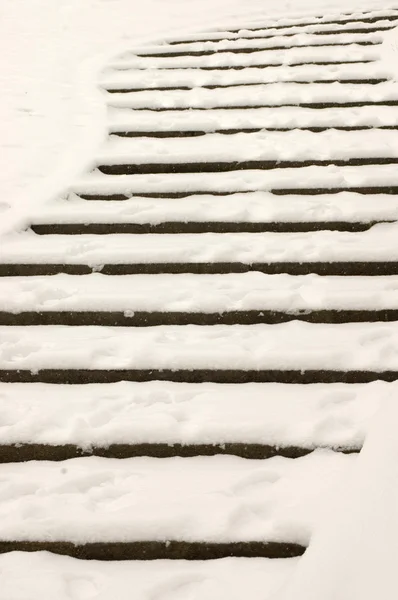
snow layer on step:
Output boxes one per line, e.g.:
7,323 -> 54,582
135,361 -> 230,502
134,31 -> 384,56
96,130 -> 398,165
0,553 -> 298,600
73,164 -> 398,194
109,44 -> 378,69
107,82 -> 398,110
6,273 -> 398,313
5,224 -> 398,265
108,105 -> 398,131
0,451 -> 353,543
100,62 -> 390,89
166,14 -> 398,44
0,381 -> 384,448
30,192 -> 398,224
4,322 -> 398,371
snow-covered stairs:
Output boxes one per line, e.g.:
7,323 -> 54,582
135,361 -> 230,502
0,6 -> 398,577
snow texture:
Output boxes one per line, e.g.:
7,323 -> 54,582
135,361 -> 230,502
0,553 -> 298,600
0,381 -> 383,448
0,451 -> 353,544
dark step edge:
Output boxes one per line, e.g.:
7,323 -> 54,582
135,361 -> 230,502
168,25 -> 395,44
105,79 -> 389,92
2,262 -> 398,276
3,308 -> 398,326
115,60 -> 376,72
77,192 -> 254,200
76,187 -> 398,200
111,125 -> 398,138
272,186 -> 398,195
1,369 -> 398,384
226,13 -> 398,33
30,221 -> 392,235
135,40 -> 380,57
97,158 -> 398,176
113,101 -> 398,112
0,442 -> 360,463
0,540 -> 306,560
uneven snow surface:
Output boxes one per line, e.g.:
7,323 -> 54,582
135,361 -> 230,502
2,1 -> 398,599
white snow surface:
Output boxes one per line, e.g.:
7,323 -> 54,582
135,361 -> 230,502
0,553 -> 298,600
0,451 -> 353,544
3,2 -> 398,599
29,192 -> 398,224
4,273 -> 398,312
3,322 -> 398,371
5,224 -> 398,265
0,381 -> 384,448
276,396 -> 398,600
2,0 -> 398,237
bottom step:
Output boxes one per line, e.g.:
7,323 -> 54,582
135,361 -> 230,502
0,552 -> 299,599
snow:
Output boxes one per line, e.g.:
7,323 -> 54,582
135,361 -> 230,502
5,273 -> 398,312
108,44 -> 379,70
6,224 -> 398,266
105,82 -> 398,110
101,61 -> 391,89
72,164 -> 398,195
3,2 -> 398,599
107,104 -> 398,134
129,31 -> 384,55
0,553 -> 298,600
1,0 -> 397,237
0,381 -> 383,449
0,451 -> 353,543
276,396 -> 398,600
95,130 -> 398,164
3,321 -> 398,371
28,192 -> 398,225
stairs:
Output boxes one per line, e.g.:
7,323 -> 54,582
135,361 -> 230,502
1,6 -> 398,595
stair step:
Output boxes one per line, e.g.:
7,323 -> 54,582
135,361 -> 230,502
168,25 -> 395,45
105,79 -> 389,92
135,40 -> 379,58
3,309 -> 398,326
97,158 -> 398,175
2,369 -> 398,384
3,262 -> 398,276
118,60 -> 376,72
0,442 -> 353,463
0,540 -> 305,560
227,13 -> 398,33
30,221 -> 392,235
0,452 -> 351,554
1,321 -> 398,374
0,379 -> 378,450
